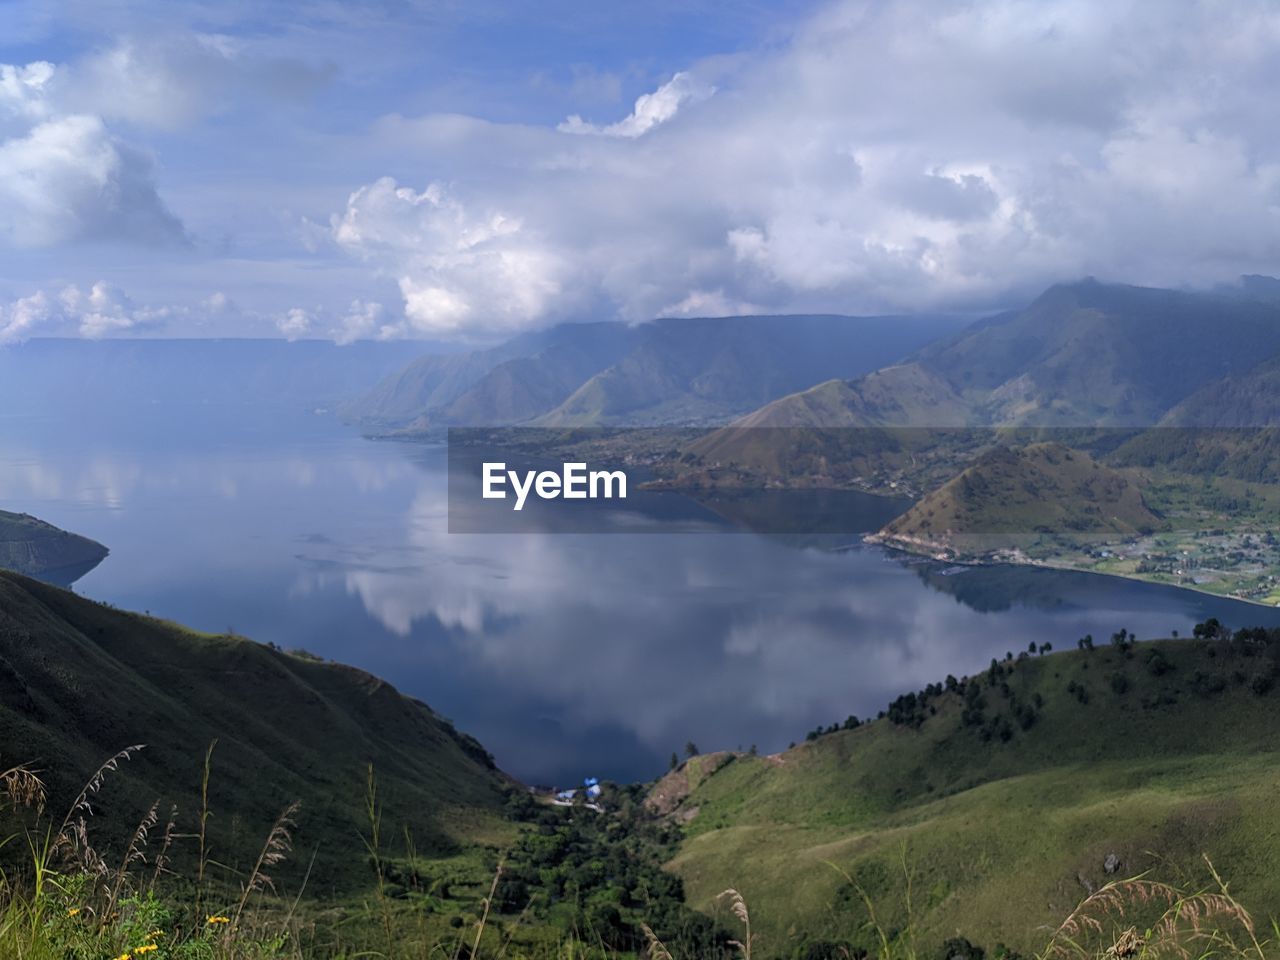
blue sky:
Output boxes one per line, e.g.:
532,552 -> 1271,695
2,0 -> 1279,342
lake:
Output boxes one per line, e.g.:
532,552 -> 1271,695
4,405 -> 1279,786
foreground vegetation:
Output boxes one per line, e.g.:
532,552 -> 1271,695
6,566 -> 1280,956
667,625 -> 1280,956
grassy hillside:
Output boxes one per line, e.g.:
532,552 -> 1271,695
663,631 -> 1280,958
0,570 -> 512,895
0,510 -> 109,585
875,442 -> 1159,556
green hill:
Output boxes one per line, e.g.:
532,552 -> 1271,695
660,632 -> 1280,958
0,570 -> 512,895
874,442 -> 1160,557
0,510 -> 109,585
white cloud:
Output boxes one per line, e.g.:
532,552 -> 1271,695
558,71 -> 713,138
334,300 -> 391,344
330,0 -> 1280,338
0,290 -> 54,344
0,281 -> 234,343
0,59 -> 186,247
0,61 -> 55,119
331,177 -> 567,337
276,307 -> 314,340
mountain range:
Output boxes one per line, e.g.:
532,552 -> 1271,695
723,278 -> 1280,432
345,314 -> 962,433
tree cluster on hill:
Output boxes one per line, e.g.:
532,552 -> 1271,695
798,620 -> 1280,752
493,786 -> 734,956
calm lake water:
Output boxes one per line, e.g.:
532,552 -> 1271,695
5,406 -> 1280,785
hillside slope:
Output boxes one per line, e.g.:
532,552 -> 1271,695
663,634 -> 1280,957
709,279 -> 1280,432
875,442 -> 1159,555
0,510 -> 109,585
0,571 -> 511,894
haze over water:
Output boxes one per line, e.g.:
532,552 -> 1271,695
4,405 -> 1278,785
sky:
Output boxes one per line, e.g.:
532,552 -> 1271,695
1,0 -> 1279,343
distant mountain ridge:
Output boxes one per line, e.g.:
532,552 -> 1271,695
0,338 -> 429,417
731,279 -> 1280,432
347,314 -> 962,433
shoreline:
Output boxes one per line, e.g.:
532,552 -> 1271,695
868,533 -> 1280,610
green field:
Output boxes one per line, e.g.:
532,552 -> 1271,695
663,633 -> 1280,957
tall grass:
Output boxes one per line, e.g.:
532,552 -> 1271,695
2,748 -> 1278,960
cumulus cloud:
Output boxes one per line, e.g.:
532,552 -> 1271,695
331,0 -> 1280,338
0,290 -> 54,345
276,307 -> 314,340
558,71 -> 713,137
0,281 -> 232,343
331,178 -> 567,337
0,58 -> 186,247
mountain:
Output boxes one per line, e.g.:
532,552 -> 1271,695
342,322 -> 636,428
534,316 -> 959,427
717,279 -> 1280,433
664,280 -> 1280,489
348,314 -> 961,433
0,339 -> 429,419
1157,353 -> 1280,428
874,442 -> 1159,554
659,634 -> 1280,956
0,510 -> 109,585
0,571 -> 511,894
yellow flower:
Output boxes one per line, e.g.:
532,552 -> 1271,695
67,907 -> 81,916
112,953 -> 132,960
146,930 -> 165,940
133,945 -> 159,955
206,915 -> 230,925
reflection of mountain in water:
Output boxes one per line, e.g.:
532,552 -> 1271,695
904,552 -> 1280,629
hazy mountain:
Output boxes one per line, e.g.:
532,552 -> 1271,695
534,315 -> 959,427
0,510 -> 108,585
348,314 -> 961,433
0,338 -> 430,418
1157,353 -> 1280,427
342,323 -> 636,427
725,279 -> 1280,432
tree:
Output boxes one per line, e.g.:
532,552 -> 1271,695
684,741 -> 699,758
669,752 -> 679,771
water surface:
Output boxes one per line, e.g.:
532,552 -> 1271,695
3,407 -> 1277,785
